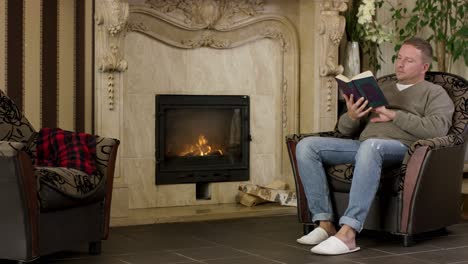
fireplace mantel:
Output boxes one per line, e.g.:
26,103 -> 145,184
95,0 -> 347,225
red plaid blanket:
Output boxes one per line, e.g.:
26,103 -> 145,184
35,128 -> 97,175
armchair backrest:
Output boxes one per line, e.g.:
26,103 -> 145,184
0,90 -> 36,143
377,72 -> 468,139
425,72 -> 468,138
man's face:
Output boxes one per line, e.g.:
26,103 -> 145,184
395,44 -> 429,84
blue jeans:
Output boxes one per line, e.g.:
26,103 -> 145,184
295,137 -> 408,232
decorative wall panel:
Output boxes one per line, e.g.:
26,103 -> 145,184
0,0 -> 94,132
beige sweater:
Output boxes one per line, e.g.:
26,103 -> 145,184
337,80 -> 454,146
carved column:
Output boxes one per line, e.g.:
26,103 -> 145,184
95,0 -> 129,111
317,0 -> 347,130
95,0 -> 129,183
94,0 -> 131,219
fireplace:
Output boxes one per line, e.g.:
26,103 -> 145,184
155,95 -> 250,185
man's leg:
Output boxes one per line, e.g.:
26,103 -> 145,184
295,137 -> 361,224
337,139 -> 408,249
339,138 -> 408,231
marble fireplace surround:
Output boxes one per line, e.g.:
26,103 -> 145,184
95,0 -> 347,225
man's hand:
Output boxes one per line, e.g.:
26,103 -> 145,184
343,94 -> 372,120
370,106 -> 396,123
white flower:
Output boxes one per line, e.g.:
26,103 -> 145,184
357,0 -> 375,24
355,0 -> 392,44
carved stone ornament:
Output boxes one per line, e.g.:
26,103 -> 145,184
318,1 -> 347,113
262,28 -> 288,52
282,79 -> 288,129
145,0 -> 264,29
96,0 -> 130,110
181,31 -> 232,48
127,5 -> 299,133
319,0 -> 346,77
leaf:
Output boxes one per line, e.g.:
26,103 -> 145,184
394,10 -> 402,19
450,17 -> 457,28
464,51 -> 468,67
452,43 -> 461,61
457,25 -> 468,37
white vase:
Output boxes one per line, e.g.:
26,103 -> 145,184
344,41 -> 361,77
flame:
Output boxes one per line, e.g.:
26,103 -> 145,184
180,134 -> 224,157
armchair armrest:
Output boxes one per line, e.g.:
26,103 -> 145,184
0,141 -> 29,155
95,136 -> 120,239
399,134 -> 466,234
399,134 -> 464,189
0,141 -> 39,259
408,134 -> 464,153
95,136 -> 120,175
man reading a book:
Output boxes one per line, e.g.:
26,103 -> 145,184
295,37 -> 454,255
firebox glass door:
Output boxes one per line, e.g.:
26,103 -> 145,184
164,108 -> 242,167
156,94 -> 249,184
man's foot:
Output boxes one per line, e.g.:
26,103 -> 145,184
296,227 -> 329,245
297,221 -> 337,245
310,236 -> 360,255
310,224 -> 359,255
318,221 -> 337,237
334,225 -> 357,250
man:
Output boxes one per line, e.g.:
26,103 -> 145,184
295,37 -> 454,255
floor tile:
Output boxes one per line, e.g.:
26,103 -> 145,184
116,251 -> 195,264
3,215 -> 468,264
36,256 -> 124,264
407,246 -> 468,264
203,255 -> 281,264
171,246 -> 249,261
351,255 -> 436,264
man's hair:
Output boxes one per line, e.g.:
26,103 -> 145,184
402,37 -> 433,64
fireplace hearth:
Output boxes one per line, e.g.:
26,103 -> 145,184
155,95 -> 250,185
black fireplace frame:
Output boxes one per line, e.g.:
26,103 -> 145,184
155,94 -> 250,185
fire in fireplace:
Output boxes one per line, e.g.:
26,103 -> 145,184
179,134 -> 224,157
155,95 -> 250,185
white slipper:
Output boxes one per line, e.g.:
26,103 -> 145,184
296,227 -> 329,245
311,236 -> 360,255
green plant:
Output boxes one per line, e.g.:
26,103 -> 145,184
345,0 -> 361,42
343,0 -> 393,72
390,0 -> 468,71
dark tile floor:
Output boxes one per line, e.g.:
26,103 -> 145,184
4,214 -> 468,264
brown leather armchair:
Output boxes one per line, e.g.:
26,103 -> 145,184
286,72 -> 468,246
0,90 -> 120,262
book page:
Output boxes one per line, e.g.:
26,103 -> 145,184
336,70 -> 374,82
351,70 -> 374,81
335,74 -> 351,83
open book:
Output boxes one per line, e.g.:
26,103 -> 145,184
335,70 -> 388,108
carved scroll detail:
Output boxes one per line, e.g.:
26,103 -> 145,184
127,21 -> 149,33
96,0 -> 129,110
262,28 -> 288,52
145,0 -> 264,29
